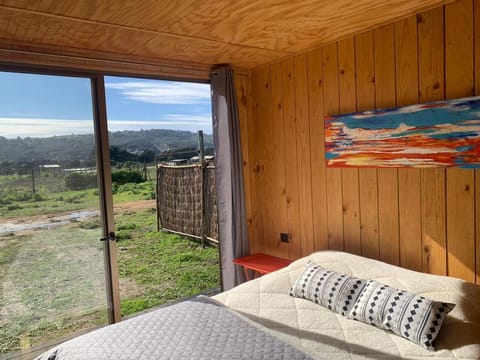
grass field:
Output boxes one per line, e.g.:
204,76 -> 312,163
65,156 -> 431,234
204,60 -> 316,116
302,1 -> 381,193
0,170 -> 156,219
0,172 -> 220,355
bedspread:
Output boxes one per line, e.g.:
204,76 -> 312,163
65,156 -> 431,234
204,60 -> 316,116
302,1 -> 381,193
35,296 -> 312,360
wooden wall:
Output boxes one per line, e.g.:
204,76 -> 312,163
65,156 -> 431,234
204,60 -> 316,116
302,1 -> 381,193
240,0 -> 480,284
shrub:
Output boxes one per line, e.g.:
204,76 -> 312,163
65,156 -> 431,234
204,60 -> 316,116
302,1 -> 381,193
144,192 -> 156,200
1,192 -> 45,203
0,197 -> 12,205
14,193 -> 33,202
33,193 -> 45,202
65,172 -> 98,190
116,230 -> 132,242
111,170 -> 144,185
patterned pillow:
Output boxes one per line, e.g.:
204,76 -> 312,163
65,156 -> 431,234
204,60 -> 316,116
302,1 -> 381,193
289,261 -> 367,316
347,279 -> 455,351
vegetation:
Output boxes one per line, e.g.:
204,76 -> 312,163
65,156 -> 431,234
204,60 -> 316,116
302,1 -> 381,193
64,172 -> 98,190
0,207 -> 219,353
115,209 -> 219,316
111,170 -> 145,185
0,174 -> 220,355
0,168 -> 157,218
0,129 -> 219,355
0,129 -> 213,165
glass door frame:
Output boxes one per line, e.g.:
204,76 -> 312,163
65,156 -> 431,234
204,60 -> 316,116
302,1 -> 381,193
91,73 -> 121,323
0,63 -> 122,324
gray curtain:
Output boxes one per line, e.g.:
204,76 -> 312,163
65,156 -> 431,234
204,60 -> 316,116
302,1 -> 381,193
210,67 -> 249,290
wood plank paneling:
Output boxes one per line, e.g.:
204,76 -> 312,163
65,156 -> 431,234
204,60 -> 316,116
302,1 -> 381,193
234,73 -> 255,252
250,67 -> 270,253
355,32 -> 379,259
478,159 -> 480,273
445,0 -> 475,98
294,54 -> 315,255
418,8 -> 445,103
446,170 -> 475,281
418,7 -> 447,275
322,43 -> 344,251
307,48 -> 329,252
0,0 -> 454,69
258,66 -> 275,251
374,24 -> 400,265
476,171 -> 480,284
338,38 -> 361,255
244,0 -> 480,283
0,7 -> 286,70
269,63 -> 289,257
281,58 -> 303,259
395,16 -> 422,272
0,44 -> 211,81
475,0 -> 480,285
445,0 -> 475,282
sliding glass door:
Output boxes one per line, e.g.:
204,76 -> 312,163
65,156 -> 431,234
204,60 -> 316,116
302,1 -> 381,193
0,67 -> 218,358
0,70 -> 114,358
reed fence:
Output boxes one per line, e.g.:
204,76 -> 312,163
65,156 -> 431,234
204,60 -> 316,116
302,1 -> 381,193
156,163 -> 218,245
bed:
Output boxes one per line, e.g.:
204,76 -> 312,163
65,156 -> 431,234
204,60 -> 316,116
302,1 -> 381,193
36,251 -> 480,359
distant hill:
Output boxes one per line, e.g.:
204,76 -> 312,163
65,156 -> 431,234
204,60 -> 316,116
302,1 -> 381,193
0,129 -> 214,165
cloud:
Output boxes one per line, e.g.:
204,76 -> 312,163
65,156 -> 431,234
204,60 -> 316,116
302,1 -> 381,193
0,118 -> 94,138
0,115 -> 212,138
105,80 -> 211,105
108,114 -> 212,133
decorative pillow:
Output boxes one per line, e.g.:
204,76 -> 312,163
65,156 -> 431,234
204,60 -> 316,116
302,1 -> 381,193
347,279 -> 455,351
289,261 -> 367,316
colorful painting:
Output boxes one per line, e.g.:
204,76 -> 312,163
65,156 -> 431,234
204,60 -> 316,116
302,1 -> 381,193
325,96 -> 480,168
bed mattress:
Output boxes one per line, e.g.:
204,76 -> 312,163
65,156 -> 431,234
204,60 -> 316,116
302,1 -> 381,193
213,251 -> 480,359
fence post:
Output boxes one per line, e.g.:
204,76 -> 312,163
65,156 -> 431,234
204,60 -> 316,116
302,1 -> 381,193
156,155 -> 160,232
31,165 -> 36,194
198,130 -> 206,247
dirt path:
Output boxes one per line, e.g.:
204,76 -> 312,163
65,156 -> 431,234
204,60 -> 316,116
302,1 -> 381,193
0,199 -> 156,235
113,199 -> 156,213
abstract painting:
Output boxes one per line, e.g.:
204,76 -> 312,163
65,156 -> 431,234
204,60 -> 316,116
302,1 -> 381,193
325,96 -> 480,168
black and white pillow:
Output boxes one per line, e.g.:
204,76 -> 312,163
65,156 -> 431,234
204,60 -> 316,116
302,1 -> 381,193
347,279 -> 455,351
289,262 -> 367,316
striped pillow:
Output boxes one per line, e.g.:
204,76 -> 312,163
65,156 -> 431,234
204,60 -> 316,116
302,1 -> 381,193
347,279 -> 455,351
289,262 -> 367,316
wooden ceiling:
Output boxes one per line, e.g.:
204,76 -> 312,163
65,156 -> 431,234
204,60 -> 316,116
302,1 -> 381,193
0,0 -> 454,72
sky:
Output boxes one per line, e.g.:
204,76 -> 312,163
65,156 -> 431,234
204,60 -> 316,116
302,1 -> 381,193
0,71 -> 212,138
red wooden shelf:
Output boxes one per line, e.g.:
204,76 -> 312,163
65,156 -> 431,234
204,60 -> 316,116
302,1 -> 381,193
233,253 -> 292,280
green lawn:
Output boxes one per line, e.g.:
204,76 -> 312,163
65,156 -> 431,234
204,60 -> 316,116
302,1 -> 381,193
116,209 -> 220,316
0,179 -> 220,355
0,181 -> 155,219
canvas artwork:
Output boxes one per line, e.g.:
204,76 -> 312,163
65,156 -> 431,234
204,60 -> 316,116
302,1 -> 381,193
325,96 -> 480,168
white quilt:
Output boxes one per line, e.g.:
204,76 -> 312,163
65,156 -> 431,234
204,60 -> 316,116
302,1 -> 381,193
213,251 -> 480,359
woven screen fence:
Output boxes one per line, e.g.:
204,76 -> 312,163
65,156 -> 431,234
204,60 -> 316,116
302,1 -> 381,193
157,164 -> 218,245
203,165 -> 218,242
